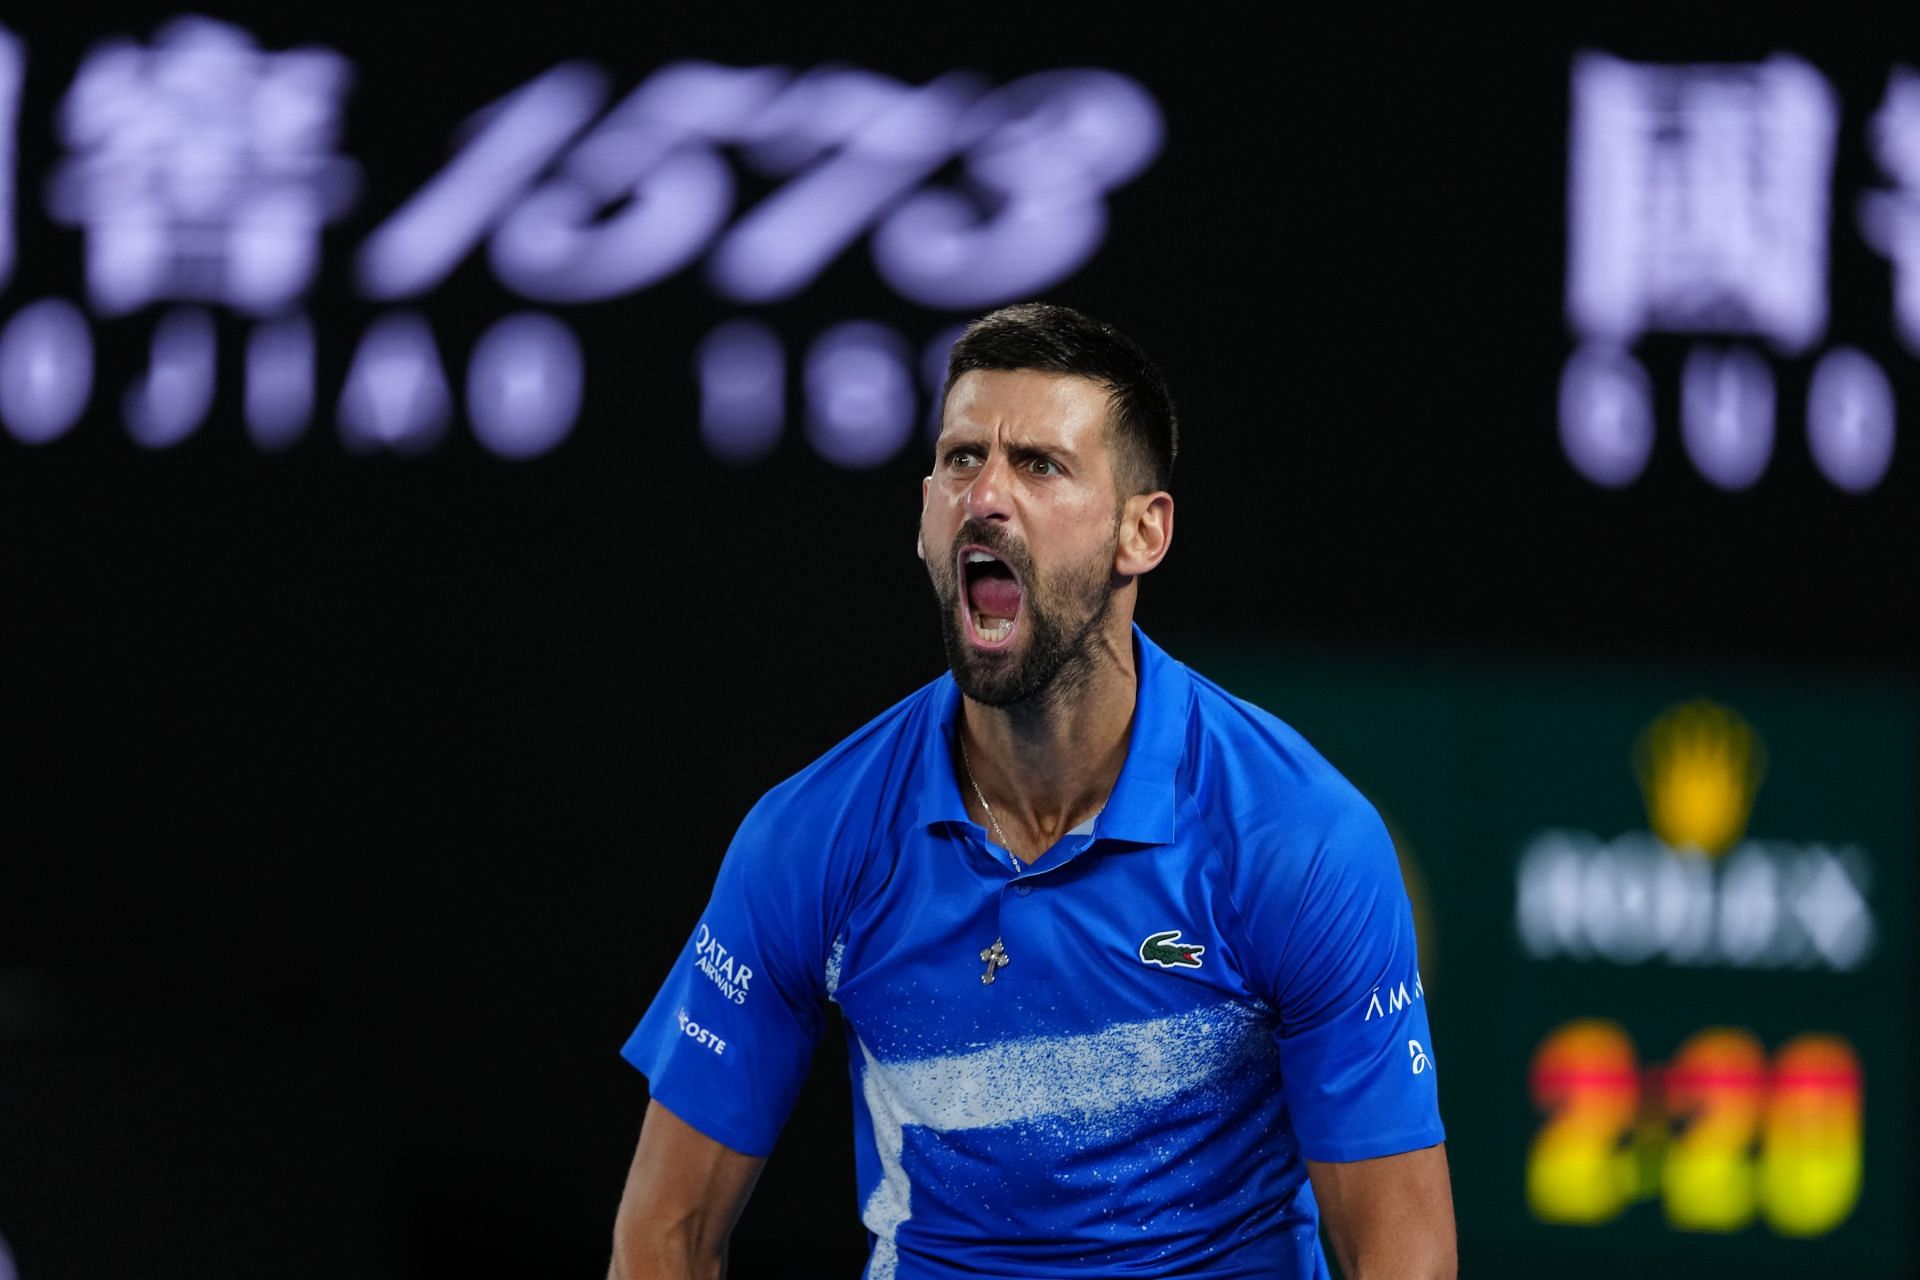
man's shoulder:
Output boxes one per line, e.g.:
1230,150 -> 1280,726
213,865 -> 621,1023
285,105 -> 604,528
1175,662 -> 1399,925
1178,663 -> 1383,852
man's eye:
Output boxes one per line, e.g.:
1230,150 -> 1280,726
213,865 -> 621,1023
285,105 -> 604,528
1029,458 -> 1057,476
948,450 -> 979,468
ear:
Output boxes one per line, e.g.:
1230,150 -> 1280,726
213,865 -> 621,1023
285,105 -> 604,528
916,475 -> 931,561
1114,491 -> 1174,577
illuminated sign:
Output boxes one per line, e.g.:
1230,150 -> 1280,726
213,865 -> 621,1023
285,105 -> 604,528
1191,649 -> 1914,1273
1529,1019 -> 1862,1237
0,16 -> 1164,463
1559,52 -> 1912,494
1514,699 -> 1875,971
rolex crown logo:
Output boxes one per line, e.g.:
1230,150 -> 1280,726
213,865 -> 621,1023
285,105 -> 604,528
1633,699 -> 1765,857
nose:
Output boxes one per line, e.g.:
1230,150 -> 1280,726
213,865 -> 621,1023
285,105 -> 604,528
963,453 -> 1013,523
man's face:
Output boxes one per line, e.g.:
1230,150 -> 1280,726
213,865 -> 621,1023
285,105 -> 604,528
920,369 -> 1126,707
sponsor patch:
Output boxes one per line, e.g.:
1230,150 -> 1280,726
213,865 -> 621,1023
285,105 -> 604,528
692,922 -> 753,1004
676,1008 -> 727,1056
1363,971 -> 1426,1022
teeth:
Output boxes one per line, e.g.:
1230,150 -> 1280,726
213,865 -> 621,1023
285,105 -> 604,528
966,551 -> 997,564
975,614 -> 1013,642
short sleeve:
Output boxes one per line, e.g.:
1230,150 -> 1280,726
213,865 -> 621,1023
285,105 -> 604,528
621,793 -> 831,1158
1242,796 -> 1445,1163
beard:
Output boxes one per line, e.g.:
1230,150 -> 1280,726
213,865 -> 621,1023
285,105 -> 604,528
929,518 -> 1120,709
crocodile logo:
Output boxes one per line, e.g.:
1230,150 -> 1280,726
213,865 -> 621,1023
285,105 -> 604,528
1138,930 -> 1206,970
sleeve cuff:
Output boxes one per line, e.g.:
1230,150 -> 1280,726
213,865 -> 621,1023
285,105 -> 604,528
1298,1121 -> 1447,1165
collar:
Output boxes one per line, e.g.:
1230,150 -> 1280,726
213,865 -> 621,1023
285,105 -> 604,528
912,623 -> 1189,847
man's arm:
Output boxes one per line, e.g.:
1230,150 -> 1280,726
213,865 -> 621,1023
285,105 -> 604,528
1307,1143 -> 1457,1280
608,1100 -> 767,1280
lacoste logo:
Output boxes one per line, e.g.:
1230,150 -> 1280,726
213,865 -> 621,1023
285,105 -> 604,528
1138,930 -> 1206,969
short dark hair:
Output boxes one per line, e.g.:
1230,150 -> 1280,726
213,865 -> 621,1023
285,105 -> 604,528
943,303 -> 1177,496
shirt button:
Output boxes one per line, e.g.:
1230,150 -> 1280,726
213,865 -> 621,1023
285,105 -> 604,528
1013,882 -> 1033,897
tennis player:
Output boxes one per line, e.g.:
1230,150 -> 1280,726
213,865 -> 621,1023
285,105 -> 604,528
609,303 -> 1455,1279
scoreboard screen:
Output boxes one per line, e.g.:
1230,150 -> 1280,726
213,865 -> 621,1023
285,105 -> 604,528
1199,645 -> 1915,1278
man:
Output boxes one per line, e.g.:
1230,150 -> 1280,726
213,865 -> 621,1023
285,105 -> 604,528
609,304 -> 1455,1279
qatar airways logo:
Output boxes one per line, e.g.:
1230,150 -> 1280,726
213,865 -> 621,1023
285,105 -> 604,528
0,16 -> 1164,467
692,922 -> 753,1004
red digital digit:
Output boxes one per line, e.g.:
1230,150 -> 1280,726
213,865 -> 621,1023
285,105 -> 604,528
1528,1019 -> 1641,1224
1661,1027 -> 1767,1231
1760,1034 -> 1862,1236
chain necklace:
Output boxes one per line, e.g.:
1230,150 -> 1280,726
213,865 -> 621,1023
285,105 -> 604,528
959,736 -> 1020,864
958,736 -> 1110,869
960,734 -> 1111,987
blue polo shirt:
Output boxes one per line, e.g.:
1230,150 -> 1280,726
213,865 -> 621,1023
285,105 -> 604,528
623,627 -> 1443,1279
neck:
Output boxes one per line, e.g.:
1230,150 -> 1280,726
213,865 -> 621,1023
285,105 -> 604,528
958,617 -> 1137,863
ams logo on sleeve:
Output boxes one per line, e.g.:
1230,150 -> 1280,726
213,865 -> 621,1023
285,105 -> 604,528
693,923 -> 753,1004
1362,971 -> 1425,1022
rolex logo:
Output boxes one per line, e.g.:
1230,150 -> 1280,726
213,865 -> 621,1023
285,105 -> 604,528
1633,699 -> 1766,857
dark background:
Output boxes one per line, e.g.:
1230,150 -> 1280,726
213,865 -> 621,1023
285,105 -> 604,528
0,3 -> 1914,1277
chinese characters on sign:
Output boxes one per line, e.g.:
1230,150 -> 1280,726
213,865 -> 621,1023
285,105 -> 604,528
1562,51 -> 1914,494
0,16 -> 1166,464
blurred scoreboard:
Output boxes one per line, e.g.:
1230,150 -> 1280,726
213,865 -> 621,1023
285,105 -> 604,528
1197,646 -> 1915,1279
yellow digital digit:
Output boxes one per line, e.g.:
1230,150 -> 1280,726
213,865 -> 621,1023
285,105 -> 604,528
1527,1019 -> 1641,1223
1760,1034 -> 1862,1237
1661,1027 -> 1767,1231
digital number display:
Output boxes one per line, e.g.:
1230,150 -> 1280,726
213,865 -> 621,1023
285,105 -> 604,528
1528,1021 -> 1862,1237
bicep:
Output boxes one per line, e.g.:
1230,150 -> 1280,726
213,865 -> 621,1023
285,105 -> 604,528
1257,802 -> 1442,1161
611,1100 -> 767,1278
1307,1143 -> 1456,1280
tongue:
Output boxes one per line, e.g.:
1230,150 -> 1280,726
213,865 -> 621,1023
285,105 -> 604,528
967,574 -> 1022,620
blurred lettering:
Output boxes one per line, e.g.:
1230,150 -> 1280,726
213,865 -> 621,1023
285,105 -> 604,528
245,312 -> 314,452
873,70 -> 1163,308
359,59 -> 1161,311
1558,344 -> 1655,488
1516,830 -> 1874,972
48,16 -> 357,316
1567,52 -> 1837,354
1680,344 -> 1774,491
1806,346 -> 1897,493
0,298 -> 93,445
123,306 -> 214,448
356,63 -> 610,300
0,26 -> 22,295
0,21 -> 1162,465
697,320 -> 784,465
805,321 -> 915,469
1859,68 -> 1920,353
466,311 -> 582,460
337,312 -> 451,455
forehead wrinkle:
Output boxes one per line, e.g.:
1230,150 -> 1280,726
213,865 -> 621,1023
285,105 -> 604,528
937,370 -> 1112,463
1002,435 -> 1082,464
939,410 -> 1099,452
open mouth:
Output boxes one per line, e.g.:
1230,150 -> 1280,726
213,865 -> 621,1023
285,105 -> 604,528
959,545 -> 1023,649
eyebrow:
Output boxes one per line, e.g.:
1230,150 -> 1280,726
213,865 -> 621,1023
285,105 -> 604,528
939,434 -> 1082,466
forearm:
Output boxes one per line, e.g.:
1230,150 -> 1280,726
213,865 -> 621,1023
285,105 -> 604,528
607,1210 -> 729,1280
608,1102 -> 764,1280
1329,1237 -> 1455,1280
1309,1145 -> 1456,1280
